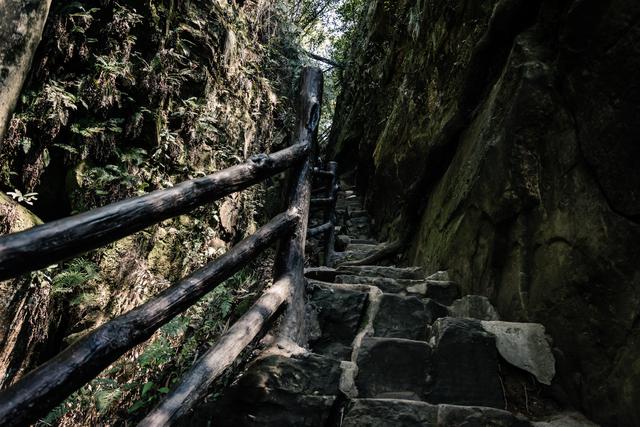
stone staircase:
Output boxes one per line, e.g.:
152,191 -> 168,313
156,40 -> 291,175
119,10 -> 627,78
203,182 -> 596,426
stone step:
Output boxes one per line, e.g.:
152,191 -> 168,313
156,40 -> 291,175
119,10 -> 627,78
348,209 -> 369,218
333,250 -> 374,265
335,274 -> 427,294
332,244 -> 384,265
342,399 -> 534,427
372,294 -> 448,340
211,353 -> 343,427
308,283 -> 368,360
355,337 -> 431,400
337,265 -> 425,280
350,238 -> 379,245
345,243 -> 380,252
428,317 -> 504,408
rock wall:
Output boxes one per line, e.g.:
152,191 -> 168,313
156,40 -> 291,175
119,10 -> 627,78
330,0 -> 640,425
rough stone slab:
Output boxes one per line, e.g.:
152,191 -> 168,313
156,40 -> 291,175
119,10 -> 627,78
342,399 -> 438,426
235,354 -> 343,396
429,318 -> 504,408
335,274 -> 426,294
481,321 -> 556,385
338,265 -> 425,280
373,295 -> 448,340
450,295 -> 500,321
373,294 -> 431,340
355,337 -> 431,400
427,271 -> 450,281
210,391 -> 336,427
532,412 -> 599,427
208,354 -> 342,426
334,247 -> 379,264
342,399 -> 536,427
308,285 -> 368,359
336,235 -> 351,251
425,280 -> 461,305
437,404 -> 532,426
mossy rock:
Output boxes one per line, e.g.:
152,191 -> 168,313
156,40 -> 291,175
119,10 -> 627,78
0,192 -> 43,233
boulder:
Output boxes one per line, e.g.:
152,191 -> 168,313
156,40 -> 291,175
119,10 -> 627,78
450,295 -> 500,321
481,321 -> 556,385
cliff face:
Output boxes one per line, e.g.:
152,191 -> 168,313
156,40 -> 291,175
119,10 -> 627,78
330,0 -> 640,425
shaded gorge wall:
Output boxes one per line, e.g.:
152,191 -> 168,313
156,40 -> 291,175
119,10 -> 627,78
330,0 -> 640,425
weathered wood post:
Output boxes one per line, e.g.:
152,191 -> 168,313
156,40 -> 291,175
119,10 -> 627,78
324,161 -> 339,267
0,0 -> 52,142
273,67 -> 324,345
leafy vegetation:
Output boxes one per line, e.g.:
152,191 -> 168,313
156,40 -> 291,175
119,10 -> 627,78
38,266 -> 263,425
0,0 -> 304,425
1,0 -> 369,424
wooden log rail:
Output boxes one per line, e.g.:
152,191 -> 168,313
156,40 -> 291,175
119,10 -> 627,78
0,67 -> 324,427
0,143 -> 309,281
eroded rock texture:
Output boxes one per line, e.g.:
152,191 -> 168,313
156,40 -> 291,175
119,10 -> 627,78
330,0 -> 640,424
0,0 -> 52,142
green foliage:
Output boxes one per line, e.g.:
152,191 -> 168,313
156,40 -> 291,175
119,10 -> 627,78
52,258 -> 98,296
5,0 -> 298,424
70,118 -> 123,138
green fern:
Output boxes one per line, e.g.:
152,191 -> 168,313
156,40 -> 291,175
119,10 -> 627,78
52,258 -> 98,295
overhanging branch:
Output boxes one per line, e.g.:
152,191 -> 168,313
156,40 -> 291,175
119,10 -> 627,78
304,49 -> 344,69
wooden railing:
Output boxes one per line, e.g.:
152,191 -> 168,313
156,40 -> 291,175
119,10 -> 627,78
0,67 -> 324,427
309,162 -> 339,267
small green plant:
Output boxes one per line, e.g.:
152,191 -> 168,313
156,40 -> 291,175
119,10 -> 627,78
52,258 -> 98,295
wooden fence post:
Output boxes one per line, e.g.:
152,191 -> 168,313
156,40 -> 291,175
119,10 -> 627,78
273,67 -> 324,345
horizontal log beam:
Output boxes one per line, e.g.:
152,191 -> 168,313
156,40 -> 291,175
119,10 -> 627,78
0,211 -> 299,427
307,221 -> 333,238
138,277 -> 292,426
303,49 -> 344,69
0,143 -> 309,281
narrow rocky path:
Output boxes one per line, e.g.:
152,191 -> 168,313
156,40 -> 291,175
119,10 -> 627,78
203,181 -> 596,426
